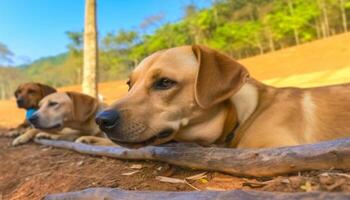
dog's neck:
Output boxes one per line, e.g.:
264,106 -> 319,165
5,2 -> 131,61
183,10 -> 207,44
65,103 -> 106,134
230,79 -> 276,123
230,80 -> 259,124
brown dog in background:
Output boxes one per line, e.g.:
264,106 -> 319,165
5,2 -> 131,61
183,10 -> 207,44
96,45 -> 350,149
7,82 -> 57,146
29,92 -> 113,146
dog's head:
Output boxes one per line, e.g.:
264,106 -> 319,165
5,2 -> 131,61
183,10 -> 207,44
96,45 -> 249,148
29,92 -> 99,130
14,82 -> 56,109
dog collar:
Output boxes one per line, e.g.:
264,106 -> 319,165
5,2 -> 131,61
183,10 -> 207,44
215,101 -> 239,146
225,122 -> 239,144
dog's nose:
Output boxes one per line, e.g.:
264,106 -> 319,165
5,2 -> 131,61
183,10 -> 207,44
95,109 -> 121,130
16,98 -> 24,107
28,114 -> 39,125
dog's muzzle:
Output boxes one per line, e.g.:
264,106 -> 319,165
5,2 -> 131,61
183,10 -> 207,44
96,109 -> 148,141
28,113 -> 39,125
96,109 -> 175,148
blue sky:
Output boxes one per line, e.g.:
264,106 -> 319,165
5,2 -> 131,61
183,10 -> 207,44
0,0 -> 210,65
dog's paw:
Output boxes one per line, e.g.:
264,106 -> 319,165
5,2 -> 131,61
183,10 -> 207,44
12,135 -> 31,146
35,132 -> 55,140
75,136 -> 96,144
2,130 -> 21,138
76,136 -> 117,146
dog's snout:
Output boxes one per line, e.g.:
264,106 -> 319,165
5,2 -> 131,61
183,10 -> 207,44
95,109 -> 121,129
16,97 -> 24,107
28,114 -> 39,125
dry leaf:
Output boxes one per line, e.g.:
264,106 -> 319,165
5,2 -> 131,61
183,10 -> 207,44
206,187 -> 226,191
130,164 -> 143,169
300,181 -> 312,192
185,172 -> 207,180
156,176 -> 185,184
199,178 -> 208,184
76,161 -> 84,166
281,179 -> 290,184
121,170 -> 140,176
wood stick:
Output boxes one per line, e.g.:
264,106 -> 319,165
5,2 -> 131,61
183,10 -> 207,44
35,138 -> 350,177
43,187 -> 350,200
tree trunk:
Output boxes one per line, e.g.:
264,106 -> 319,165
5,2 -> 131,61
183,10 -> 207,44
318,0 -> 330,37
82,0 -> 98,97
339,0 -> 348,32
75,67 -> 82,84
321,19 -> 327,38
0,84 -> 5,100
288,0 -> 300,45
255,34 -> 264,54
315,18 -> 321,38
212,0 -> 218,27
265,27 -> 275,52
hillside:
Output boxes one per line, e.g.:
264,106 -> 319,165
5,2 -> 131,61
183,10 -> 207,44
241,32 -> 350,88
2,32 -> 350,127
61,32 -> 350,96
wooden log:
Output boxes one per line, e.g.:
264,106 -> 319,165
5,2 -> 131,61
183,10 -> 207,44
35,138 -> 350,177
44,187 -> 350,200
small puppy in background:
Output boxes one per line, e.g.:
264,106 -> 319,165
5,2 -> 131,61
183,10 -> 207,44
7,82 -> 56,146
29,91 -> 113,146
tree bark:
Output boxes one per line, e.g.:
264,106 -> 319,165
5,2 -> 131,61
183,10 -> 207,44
0,84 -> 5,100
82,0 -> 98,98
318,0 -> 330,37
35,137 -> 350,177
340,0 -> 348,32
315,18 -> 322,38
287,0 -> 300,45
265,27 -> 275,52
43,187 -> 350,200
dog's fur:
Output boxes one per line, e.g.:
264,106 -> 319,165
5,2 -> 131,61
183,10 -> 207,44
9,82 -> 56,146
99,45 -> 350,148
31,92 -> 113,145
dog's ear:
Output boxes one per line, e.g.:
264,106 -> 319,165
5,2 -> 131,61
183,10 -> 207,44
14,84 -> 23,98
192,45 -> 249,109
66,92 -> 99,122
37,83 -> 57,97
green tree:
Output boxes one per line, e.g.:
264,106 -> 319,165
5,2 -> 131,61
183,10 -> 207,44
0,42 -> 14,65
266,0 -> 319,46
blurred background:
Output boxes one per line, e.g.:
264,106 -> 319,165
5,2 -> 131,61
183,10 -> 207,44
0,0 -> 350,113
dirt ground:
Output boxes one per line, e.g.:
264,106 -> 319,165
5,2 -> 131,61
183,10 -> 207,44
1,132 -> 350,200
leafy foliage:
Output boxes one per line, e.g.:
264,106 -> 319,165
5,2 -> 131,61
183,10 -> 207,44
0,42 -> 14,65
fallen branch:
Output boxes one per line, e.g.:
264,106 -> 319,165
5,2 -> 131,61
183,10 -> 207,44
35,138 -> 350,177
44,187 -> 350,200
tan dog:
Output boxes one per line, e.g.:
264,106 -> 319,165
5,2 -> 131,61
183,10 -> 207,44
96,45 -> 350,148
9,82 -> 56,146
29,92 -> 113,145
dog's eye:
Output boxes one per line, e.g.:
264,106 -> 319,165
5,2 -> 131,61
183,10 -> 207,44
28,89 -> 35,95
153,78 -> 177,90
126,80 -> 131,91
48,102 -> 58,107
